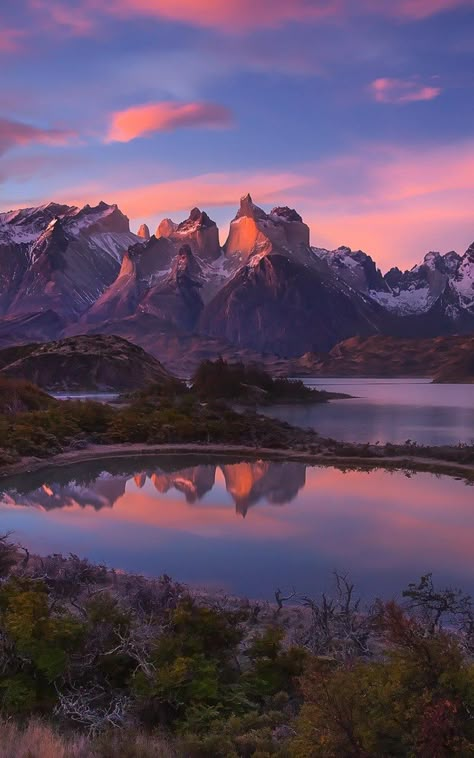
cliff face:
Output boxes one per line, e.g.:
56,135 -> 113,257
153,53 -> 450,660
200,252 -> 383,356
224,194 -> 310,265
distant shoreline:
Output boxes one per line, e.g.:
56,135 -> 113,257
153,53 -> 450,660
0,442 -> 473,484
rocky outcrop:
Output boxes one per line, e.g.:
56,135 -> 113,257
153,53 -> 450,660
1,334 -> 173,391
224,194 -> 310,264
157,207 -> 221,262
137,223 -> 151,240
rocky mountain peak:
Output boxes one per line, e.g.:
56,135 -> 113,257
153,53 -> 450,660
67,202 -> 131,235
270,206 -> 303,223
156,209 -> 220,263
235,193 -> 267,221
156,218 -> 178,238
137,223 -> 150,240
178,207 -> 216,233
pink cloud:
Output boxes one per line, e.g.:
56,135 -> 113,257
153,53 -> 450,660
93,0 -> 341,31
370,77 -> 442,104
301,140 -> 474,269
386,0 -> 474,19
61,169 -> 312,218
29,0 -> 95,35
107,101 -> 233,142
0,28 -> 24,53
37,0 -> 474,35
0,118 -> 78,155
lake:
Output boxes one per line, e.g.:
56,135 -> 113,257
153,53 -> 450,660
265,378 -> 474,445
1,455 -> 473,601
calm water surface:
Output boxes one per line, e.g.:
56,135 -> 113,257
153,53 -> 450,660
265,378 -> 474,445
1,455 -> 472,600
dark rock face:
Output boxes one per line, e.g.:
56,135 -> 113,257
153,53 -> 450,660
0,242 -> 29,315
1,334 -> 172,391
0,202 -> 140,325
0,311 -> 66,347
141,244 -> 204,331
79,235 -> 175,326
200,253 -> 383,356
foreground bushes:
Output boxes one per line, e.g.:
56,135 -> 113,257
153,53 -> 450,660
1,535 -> 474,756
0,393 -> 318,460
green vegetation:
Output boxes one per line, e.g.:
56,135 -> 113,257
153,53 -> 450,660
0,377 -> 319,464
0,373 -> 473,476
1,537 -> 474,757
0,375 -> 54,415
191,358 -> 339,403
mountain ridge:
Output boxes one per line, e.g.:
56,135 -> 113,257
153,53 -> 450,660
0,195 -> 473,362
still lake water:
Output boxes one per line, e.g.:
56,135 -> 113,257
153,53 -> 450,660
1,455 -> 473,600
267,378 -> 474,446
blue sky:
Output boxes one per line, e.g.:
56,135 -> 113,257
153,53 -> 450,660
1,0 -> 473,269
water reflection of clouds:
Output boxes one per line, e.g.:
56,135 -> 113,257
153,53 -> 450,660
0,460 -> 473,598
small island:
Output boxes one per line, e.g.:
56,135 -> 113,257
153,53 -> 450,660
190,357 -> 350,404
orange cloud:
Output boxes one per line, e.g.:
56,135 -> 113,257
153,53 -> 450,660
370,77 -> 442,104
107,101 -> 233,142
64,169 -> 312,217
0,118 -> 78,156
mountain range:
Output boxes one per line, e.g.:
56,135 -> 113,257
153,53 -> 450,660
1,195 -> 473,369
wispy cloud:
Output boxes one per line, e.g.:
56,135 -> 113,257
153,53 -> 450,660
386,0 -> 474,20
370,77 -> 442,104
0,27 -> 24,53
29,0 -> 95,35
0,118 -> 78,155
32,0 -> 474,36
107,101 -> 233,142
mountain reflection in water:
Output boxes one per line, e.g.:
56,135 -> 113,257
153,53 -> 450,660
2,460 -> 306,517
1,457 -> 473,600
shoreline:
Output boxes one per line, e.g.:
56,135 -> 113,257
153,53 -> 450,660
1,441 -> 473,483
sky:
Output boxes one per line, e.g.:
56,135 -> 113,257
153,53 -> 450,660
1,0 -> 474,271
